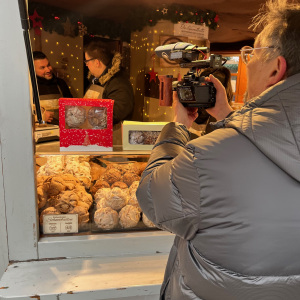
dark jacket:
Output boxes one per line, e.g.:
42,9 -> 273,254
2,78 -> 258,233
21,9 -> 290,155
86,53 -> 134,125
136,73 -> 300,300
37,75 -> 73,98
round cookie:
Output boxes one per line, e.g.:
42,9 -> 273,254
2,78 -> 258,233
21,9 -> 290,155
119,205 -> 141,228
65,106 -> 86,128
94,207 -> 119,230
87,107 -> 107,129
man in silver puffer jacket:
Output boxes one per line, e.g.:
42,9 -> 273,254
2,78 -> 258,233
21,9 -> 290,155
136,0 -> 300,299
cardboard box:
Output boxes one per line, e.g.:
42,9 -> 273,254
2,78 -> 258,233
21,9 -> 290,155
59,98 -> 114,152
122,121 -> 168,150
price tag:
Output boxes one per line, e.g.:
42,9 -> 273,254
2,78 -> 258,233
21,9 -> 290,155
43,214 -> 78,234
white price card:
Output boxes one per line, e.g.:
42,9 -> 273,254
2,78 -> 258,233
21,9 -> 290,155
43,214 -> 78,234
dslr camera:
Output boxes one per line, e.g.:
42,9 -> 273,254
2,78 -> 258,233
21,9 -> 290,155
155,42 -> 225,108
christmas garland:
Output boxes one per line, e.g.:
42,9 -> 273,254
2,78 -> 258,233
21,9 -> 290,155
29,2 -> 219,42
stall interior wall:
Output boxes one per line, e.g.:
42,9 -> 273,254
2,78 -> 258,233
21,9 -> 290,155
130,20 -> 209,123
29,29 -> 84,98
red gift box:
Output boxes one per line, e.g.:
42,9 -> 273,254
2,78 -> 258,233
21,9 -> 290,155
59,98 -> 114,151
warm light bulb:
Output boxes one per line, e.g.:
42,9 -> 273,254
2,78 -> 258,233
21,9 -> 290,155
56,42 -> 59,45
45,39 -> 48,43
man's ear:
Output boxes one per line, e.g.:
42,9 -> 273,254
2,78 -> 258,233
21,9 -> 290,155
268,56 -> 287,86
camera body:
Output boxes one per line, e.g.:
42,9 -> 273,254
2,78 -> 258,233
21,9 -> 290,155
174,74 -> 216,108
155,43 -> 224,108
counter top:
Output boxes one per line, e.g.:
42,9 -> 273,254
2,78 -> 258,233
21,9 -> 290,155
35,141 -> 152,156
0,253 -> 168,299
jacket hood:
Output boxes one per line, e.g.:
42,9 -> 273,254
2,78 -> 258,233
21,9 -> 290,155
217,73 -> 300,182
88,52 -> 122,86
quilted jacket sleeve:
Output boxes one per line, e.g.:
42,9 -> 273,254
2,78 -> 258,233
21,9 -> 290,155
136,122 -> 201,240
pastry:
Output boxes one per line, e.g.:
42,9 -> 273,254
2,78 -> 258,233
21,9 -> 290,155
138,162 -> 148,175
87,107 -> 107,129
65,105 -> 86,128
55,190 -> 79,213
37,185 -> 47,209
143,131 -> 160,145
119,205 -> 141,228
105,187 -> 128,211
128,180 -> 140,196
69,206 -> 89,224
74,187 -> 93,207
39,207 -> 60,225
94,207 -> 119,230
105,163 -> 123,174
122,163 -> 140,175
37,155 -> 64,176
111,181 -> 128,189
127,193 -> 142,213
96,198 -> 108,210
123,172 -> 140,187
89,162 -> 106,182
142,213 -> 156,228
43,176 -> 66,197
94,188 -> 112,203
129,131 -> 144,144
90,180 -> 110,195
60,174 -> 80,190
103,168 -> 122,185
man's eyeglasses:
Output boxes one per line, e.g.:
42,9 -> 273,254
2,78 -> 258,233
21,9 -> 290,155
240,46 -> 275,65
84,58 -> 96,65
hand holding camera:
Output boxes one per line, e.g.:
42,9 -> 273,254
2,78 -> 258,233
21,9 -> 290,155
205,75 -> 233,121
172,91 -> 198,129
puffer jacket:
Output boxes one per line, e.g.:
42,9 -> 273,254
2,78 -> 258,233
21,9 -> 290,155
136,73 -> 300,300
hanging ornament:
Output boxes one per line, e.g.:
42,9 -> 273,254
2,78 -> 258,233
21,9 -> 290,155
161,8 -> 168,15
78,22 -> 87,36
148,54 -> 158,83
62,17 -> 76,37
29,9 -> 44,36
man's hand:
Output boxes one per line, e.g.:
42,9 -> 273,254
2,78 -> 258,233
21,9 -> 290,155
172,91 -> 198,129
43,110 -> 54,123
205,74 -> 233,120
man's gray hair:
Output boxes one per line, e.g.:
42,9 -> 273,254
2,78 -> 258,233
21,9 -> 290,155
251,0 -> 300,77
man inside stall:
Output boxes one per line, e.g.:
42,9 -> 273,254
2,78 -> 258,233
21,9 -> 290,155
33,51 -> 73,124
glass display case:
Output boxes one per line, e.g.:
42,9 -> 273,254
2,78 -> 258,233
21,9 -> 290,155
35,152 -> 157,237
